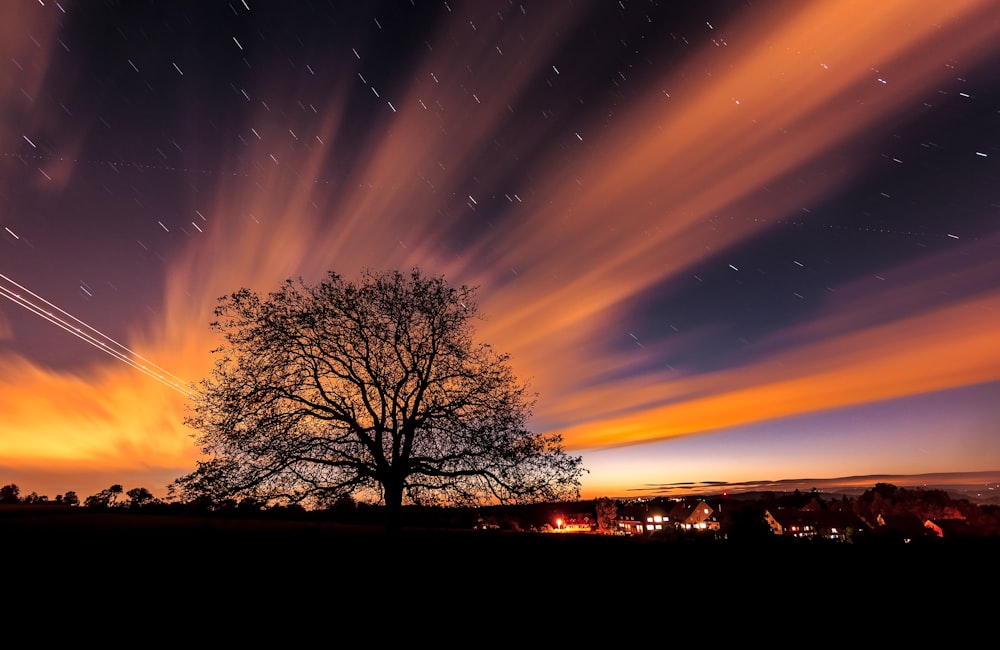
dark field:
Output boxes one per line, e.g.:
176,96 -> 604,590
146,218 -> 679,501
5,515 -> 993,648
5,506 -> 996,614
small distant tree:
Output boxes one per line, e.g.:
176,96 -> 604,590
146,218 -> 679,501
85,484 -> 125,509
22,492 -> 46,504
331,495 -> 357,514
126,487 -> 156,509
236,497 -> 263,512
62,491 -> 80,507
595,497 -> 618,533
0,484 -> 20,504
171,268 -> 585,532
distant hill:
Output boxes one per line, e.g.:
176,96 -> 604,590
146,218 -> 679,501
618,471 -> 1000,505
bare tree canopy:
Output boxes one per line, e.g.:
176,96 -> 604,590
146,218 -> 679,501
171,269 -> 585,529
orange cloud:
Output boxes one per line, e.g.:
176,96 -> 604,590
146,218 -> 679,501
555,289 -> 1000,449
0,354 -> 196,469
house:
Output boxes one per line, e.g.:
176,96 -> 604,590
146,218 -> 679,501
552,512 -> 595,532
765,508 -> 813,538
613,503 -> 649,535
612,498 -> 717,535
810,510 -> 868,541
613,502 -> 670,535
765,508 -> 868,541
669,499 -> 718,530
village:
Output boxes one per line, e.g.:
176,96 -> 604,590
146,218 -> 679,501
535,483 -> 1000,543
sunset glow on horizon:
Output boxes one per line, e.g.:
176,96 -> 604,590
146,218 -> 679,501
2,1 -> 998,502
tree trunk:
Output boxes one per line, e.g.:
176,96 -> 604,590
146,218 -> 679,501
383,477 -> 404,535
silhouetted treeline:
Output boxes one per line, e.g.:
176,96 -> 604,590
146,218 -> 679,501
2,480 -> 999,539
0,483 -> 79,506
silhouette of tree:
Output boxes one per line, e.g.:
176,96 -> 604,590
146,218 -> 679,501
235,497 -> 263,512
62,491 -> 80,507
85,484 -> 125,509
594,497 -> 618,533
171,268 -> 585,532
723,503 -> 772,542
0,484 -> 20,504
126,487 -> 156,508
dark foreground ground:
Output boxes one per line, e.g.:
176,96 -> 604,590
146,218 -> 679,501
3,507 -> 997,631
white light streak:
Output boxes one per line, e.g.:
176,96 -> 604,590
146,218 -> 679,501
0,273 -> 193,395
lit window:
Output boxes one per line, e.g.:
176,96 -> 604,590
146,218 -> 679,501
653,516 -> 662,523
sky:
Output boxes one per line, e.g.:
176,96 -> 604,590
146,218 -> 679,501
1,0 -> 999,502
